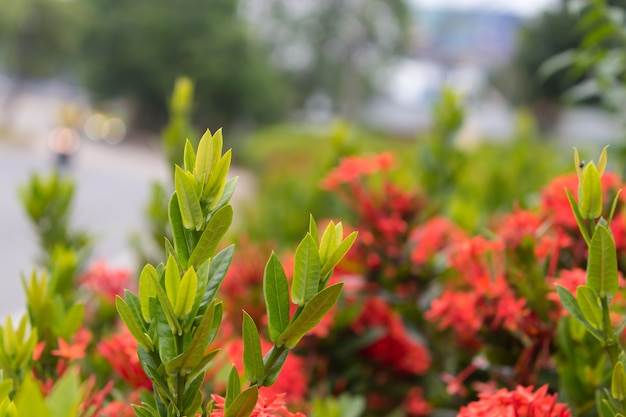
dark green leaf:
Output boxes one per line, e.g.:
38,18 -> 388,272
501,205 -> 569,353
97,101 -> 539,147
279,283 -> 343,349
188,205 -> 233,268
224,386 -> 258,417
226,365 -> 241,409
153,305 -> 177,364
175,166 -> 203,231
291,233 -> 321,305
169,194 -> 189,269
587,225 -> 619,297
263,253 -> 290,342
201,245 -> 235,308
242,311 -> 265,385
262,347 -> 288,387
116,296 -> 152,351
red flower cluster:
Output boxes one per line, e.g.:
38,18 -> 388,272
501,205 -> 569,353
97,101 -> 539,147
410,217 -> 465,266
321,152 -> 394,189
457,385 -> 571,417
80,261 -> 133,304
353,297 -> 431,375
98,328 -> 152,390
210,392 -> 306,417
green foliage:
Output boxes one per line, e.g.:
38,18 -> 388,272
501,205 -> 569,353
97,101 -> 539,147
119,129 -> 355,416
78,0 -> 287,129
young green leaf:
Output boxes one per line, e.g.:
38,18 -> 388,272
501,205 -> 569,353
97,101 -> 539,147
598,145 -> 609,175
291,234 -> 321,306
203,150 -> 233,209
151,273 -> 183,336
224,386 -> 258,417
116,296 -> 152,351
576,285 -> 603,330
579,162 -> 603,219
263,253 -> 290,342
165,255 -> 181,308
194,129 -> 214,182
612,361 -> 626,400
565,189 -> 591,246
319,222 -> 337,265
184,139 -> 197,173
279,283 -> 343,349
175,166 -> 203,230
555,285 -> 604,342
587,225 -> 619,298
225,365 -> 241,409
320,231 -> 358,276
308,215 -> 318,244
188,205 -> 233,268
139,264 -> 159,322
168,194 -> 190,269
165,300 -> 217,376
574,147 -> 583,180
242,311 -> 265,385
174,267 -> 198,319
608,189 -> 622,225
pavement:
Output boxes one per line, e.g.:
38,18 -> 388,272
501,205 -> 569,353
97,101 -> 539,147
0,136 -> 254,318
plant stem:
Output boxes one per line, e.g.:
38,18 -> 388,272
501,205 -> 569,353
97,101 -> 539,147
176,332 -> 186,416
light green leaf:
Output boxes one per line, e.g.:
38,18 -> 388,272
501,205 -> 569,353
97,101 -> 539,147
279,283 -> 343,349
175,165 -> 203,230
608,189 -> 622,224
194,129 -> 214,181
14,375 -> 51,417
165,300 -> 218,376
565,189 -> 591,246
576,285 -> 603,330
291,233 -> 321,306
308,215 -> 318,244
204,150 -> 232,210
226,365 -> 241,409
46,368 -> 82,417
613,361 -> 626,400
263,253 -> 290,342
184,139 -> 196,173
242,311 -> 265,385
116,296 -> 152,351
587,225 -> 619,297
579,162 -> 603,219
319,222 -> 337,265
174,267 -> 198,319
139,264 -> 158,322
555,284 -> 604,342
168,194 -> 189,269
321,231 -> 358,276
165,255 -> 181,308
598,145 -> 609,175
188,205 -> 233,268
224,386 -> 258,417
212,129 -> 224,169
151,273 -> 183,336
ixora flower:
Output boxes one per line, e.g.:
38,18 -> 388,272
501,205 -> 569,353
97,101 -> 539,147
209,392 -> 306,417
457,385 -> 571,417
98,328 -> 152,390
80,261 -> 133,304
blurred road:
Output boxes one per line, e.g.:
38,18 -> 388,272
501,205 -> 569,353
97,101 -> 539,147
0,139 -> 253,317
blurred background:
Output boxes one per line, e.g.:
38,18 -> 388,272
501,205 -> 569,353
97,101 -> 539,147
2,0 -> 626,314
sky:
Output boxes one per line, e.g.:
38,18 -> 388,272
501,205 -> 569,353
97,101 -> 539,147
412,0 -> 559,17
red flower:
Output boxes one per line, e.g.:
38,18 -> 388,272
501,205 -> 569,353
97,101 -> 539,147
410,217 -> 466,265
98,328 -> 152,389
80,261 -> 133,304
210,392 -> 306,417
404,387 -> 432,416
457,385 -> 571,417
321,152 -> 395,190
353,297 -> 431,375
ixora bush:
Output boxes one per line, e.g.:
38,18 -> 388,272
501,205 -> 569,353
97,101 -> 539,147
1,129 -> 356,417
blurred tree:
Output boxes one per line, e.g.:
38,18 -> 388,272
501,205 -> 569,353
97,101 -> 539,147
241,0 -> 411,120
77,0 -> 288,131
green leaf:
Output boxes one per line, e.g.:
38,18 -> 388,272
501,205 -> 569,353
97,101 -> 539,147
169,194 -> 190,269
579,162 -> 603,219
242,311 -> 265,385
263,253 -> 290,342
151,272 -> 183,336
46,369 -> 82,417
188,205 -> 233,268
153,304 -> 178,365
201,245 -> 235,308
613,361 -> 626,400
212,177 -> 238,212
194,129 -> 214,181
165,255 -> 181,308
608,189 -> 622,225
555,284 -> 604,342
319,222 -> 337,265
279,283 -> 343,349
587,225 -> 619,297
204,150 -> 233,210
225,365 -> 241,409
576,285 -> 603,330
175,165 -> 203,230
308,215 -> 318,244
14,375 -> 51,417
116,296 -> 152,351
165,301 -> 217,376
321,231 -> 358,276
565,188 -> 591,246
56,304 -> 84,340
139,264 -> 158,322
224,386 -> 258,417
174,267 -> 198,319
184,139 -> 197,173
262,347 -> 288,387
291,233 -> 321,306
